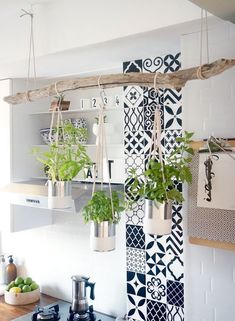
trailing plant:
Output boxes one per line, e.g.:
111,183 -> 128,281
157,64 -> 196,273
129,131 -> 194,204
82,190 -> 125,224
33,123 -> 91,182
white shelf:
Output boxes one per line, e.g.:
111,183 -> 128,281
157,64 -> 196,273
32,144 -> 123,148
29,107 -> 123,116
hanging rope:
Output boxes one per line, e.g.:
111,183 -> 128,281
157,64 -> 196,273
197,9 -> 210,80
92,77 -> 115,221
148,73 -> 169,202
20,7 -> 37,95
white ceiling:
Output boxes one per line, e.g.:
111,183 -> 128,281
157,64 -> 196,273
189,0 -> 235,23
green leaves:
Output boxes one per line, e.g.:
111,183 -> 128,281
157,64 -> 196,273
128,131 -> 194,204
33,124 -> 91,182
82,190 -> 125,224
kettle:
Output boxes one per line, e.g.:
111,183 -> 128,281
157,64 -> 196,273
71,275 -> 95,317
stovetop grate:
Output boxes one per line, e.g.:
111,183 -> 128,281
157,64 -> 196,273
12,300 -> 115,321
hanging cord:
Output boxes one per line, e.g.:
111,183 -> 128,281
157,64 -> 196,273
197,9 -> 210,80
20,7 -> 37,98
92,78 -> 115,221
148,73 -> 169,202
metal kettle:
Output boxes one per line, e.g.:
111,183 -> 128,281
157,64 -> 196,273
71,275 -> 95,316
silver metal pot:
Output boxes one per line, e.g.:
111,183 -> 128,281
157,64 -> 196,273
143,199 -> 172,235
47,180 -> 72,197
90,221 -> 116,252
47,180 -> 72,209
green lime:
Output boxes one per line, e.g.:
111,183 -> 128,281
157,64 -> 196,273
24,277 -> 33,286
22,285 -> 31,293
30,282 -> 39,291
15,277 -> 24,286
18,284 -> 24,289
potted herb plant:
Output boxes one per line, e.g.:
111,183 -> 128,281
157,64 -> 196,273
49,93 -> 70,111
33,122 -> 90,209
82,190 -> 125,251
129,131 -> 194,235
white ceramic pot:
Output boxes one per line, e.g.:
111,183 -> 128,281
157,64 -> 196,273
47,180 -> 72,209
143,199 -> 172,235
90,221 -> 116,252
92,123 -> 114,145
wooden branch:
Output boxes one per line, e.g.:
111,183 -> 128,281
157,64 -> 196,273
4,58 -> 235,105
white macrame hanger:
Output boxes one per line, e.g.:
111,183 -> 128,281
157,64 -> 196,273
149,73 -> 169,202
92,76 -> 115,221
20,7 -> 37,100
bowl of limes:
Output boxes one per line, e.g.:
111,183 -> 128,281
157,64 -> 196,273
4,276 -> 40,305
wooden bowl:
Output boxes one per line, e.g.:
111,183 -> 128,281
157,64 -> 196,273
4,288 -> 40,305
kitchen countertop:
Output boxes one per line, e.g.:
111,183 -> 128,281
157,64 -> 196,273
0,293 -> 58,321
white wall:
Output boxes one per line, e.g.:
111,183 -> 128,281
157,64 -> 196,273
0,0 -> 201,65
182,20 -> 235,321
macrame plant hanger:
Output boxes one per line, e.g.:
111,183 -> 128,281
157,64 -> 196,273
147,74 -> 169,203
92,76 -> 115,223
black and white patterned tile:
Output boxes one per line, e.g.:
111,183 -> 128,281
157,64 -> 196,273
146,274 -> 166,304
143,56 -> 165,73
124,86 -> 144,108
127,272 -> 146,297
167,280 -> 184,308
143,87 -> 164,108
166,253 -> 184,283
144,103 -> 164,131
123,60 -> 143,73
124,107 -> 144,132
172,204 -> 183,232
163,129 -> 182,154
126,198 -> 145,226
166,226 -> 183,257
127,248 -> 146,274
146,234 -> 167,276
124,131 -> 146,155
144,130 -> 165,156
125,154 -> 145,179
147,300 -> 166,321
127,295 -> 146,321
164,105 -> 182,130
126,225 -> 145,249
163,53 -> 181,73
167,304 -> 184,321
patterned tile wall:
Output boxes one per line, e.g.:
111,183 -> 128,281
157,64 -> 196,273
123,53 -> 184,321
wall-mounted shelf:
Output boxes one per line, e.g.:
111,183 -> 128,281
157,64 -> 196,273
29,107 -> 124,116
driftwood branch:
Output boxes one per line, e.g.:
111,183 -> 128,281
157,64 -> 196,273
4,58 -> 235,105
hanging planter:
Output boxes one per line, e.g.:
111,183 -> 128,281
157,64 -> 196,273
143,199 -> 172,236
82,190 -> 124,252
90,220 -> 116,252
47,180 -> 72,209
128,106 -> 194,236
82,98 -> 125,251
33,93 -> 90,209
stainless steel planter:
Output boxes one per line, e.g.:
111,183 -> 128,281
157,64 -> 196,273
90,221 -> 116,252
47,180 -> 72,209
143,199 -> 172,235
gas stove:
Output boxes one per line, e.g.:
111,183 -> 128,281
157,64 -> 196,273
12,300 -> 116,321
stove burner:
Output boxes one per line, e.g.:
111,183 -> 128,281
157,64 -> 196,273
32,304 -> 60,321
67,305 -> 98,321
